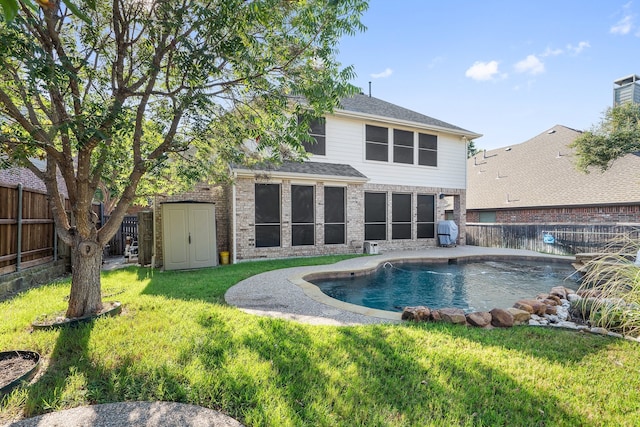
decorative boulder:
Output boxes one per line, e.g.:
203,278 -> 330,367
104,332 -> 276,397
545,305 -> 558,315
430,310 -> 442,322
516,299 -> 547,316
490,308 -> 514,327
513,301 -> 534,313
401,306 -> 431,322
438,308 -> 467,325
506,308 -> 531,325
541,298 -> 559,307
466,311 -> 492,327
550,286 -> 567,300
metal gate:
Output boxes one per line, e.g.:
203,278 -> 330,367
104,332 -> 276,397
104,215 -> 138,256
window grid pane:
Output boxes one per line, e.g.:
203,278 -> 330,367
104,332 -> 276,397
366,125 -> 388,162
255,184 -> 281,247
417,194 -> 435,239
365,192 -> 386,241
324,187 -> 345,245
392,193 -> 411,240
418,133 -> 437,167
292,185 -> 314,246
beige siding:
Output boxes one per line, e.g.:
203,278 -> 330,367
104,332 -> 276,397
308,116 -> 467,189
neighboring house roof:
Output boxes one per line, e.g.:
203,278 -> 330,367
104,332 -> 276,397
234,161 -> 368,182
0,159 -> 69,198
466,124 -> 640,210
336,93 -> 482,139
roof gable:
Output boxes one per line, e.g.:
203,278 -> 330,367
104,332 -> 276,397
336,94 -> 480,138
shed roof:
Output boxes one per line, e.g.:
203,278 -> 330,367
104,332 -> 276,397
466,124 -> 640,210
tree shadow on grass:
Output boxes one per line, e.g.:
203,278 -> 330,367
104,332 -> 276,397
227,320 -> 588,426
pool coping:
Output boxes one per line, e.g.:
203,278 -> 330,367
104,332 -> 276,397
225,246 -> 575,326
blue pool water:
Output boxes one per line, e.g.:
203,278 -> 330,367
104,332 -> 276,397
312,259 -> 579,313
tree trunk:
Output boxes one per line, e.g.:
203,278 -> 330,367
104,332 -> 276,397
66,236 -> 103,318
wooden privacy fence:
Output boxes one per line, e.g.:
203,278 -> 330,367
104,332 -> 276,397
466,223 -> 640,255
0,184 -> 58,275
104,214 -> 138,256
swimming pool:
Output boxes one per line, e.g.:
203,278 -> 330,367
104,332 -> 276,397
310,259 -> 579,313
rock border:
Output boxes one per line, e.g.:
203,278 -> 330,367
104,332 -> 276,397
402,286 -> 639,343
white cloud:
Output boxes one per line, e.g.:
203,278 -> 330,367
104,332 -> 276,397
611,2 -> 634,34
567,41 -> 591,55
611,15 -> 633,34
514,55 -> 545,75
465,60 -> 501,81
370,68 -> 393,79
541,47 -> 563,57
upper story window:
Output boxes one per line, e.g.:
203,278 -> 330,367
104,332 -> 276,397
365,125 -> 388,162
393,129 -> 414,164
299,117 -> 326,155
418,133 -> 438,166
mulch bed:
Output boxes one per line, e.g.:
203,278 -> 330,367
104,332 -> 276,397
0,353 -> 38,389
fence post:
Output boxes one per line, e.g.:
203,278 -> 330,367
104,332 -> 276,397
16,183 -> 23,271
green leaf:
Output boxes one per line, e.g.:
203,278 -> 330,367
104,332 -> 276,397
0,0 -> 19,22
63,0 -> 91,25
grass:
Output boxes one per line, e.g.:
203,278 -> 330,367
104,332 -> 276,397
1,254 -> 639,426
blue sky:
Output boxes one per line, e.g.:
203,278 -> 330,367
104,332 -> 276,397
337,0 -> 640,150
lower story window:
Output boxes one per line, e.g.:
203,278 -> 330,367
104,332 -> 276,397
365,192 -> 387,240
392,193 -> 412,239
255,183 -> 281,247
324,186 -> 345,244
292,185 -> 315,246
417,194 -> 435,238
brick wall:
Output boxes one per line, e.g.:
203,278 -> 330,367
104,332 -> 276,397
467,205 -> 640,224
232,177 -> 466,260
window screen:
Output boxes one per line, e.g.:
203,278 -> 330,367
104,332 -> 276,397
418,133 -> 437,166
393,129 -> 414,164
292,185 -> 314,246
365,125 -> 388,162
365,192 -> 386,240
324,186 -> 345,244
417,194 -> 435,238
301,118 -> 326,155
392,193 -> 412,239
255,184 -> 281,247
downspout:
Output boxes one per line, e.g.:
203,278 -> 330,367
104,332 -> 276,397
16,183 -> 23,271
232,172 -> 237,264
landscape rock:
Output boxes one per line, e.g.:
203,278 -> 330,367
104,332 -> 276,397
518,299 -> 547,316
567,293 -> 582,303
506,308 -> 531,325
529,319 -> 541,326
550,286 -> 567,300
545,305 -> 558,315
438,308 -> 467,325
513,301 -> 534,313
590,327 -> 609,335
401,306 -> 431,322
466,311 -> 492,327
430,310 -> 442,322
489,308 -> 514,327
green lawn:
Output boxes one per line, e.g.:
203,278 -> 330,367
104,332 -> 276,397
1,255 -> 639,426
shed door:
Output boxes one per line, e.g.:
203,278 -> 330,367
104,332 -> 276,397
162,203 -> 217,270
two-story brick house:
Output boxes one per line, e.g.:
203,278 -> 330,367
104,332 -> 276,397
154,94 -> 481,267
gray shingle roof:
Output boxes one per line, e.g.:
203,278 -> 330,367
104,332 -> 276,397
235,161 -> 368,180
466,125 -> 640,210
338,93 -> 480,137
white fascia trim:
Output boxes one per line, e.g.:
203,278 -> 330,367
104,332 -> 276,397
333,109 -> 483,140
233,168 -> 368,184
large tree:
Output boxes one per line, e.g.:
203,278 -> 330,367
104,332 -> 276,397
571,102 -> 640,172
0,0 -> 367,318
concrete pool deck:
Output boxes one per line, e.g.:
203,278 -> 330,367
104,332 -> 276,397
224,246 -> 574,326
